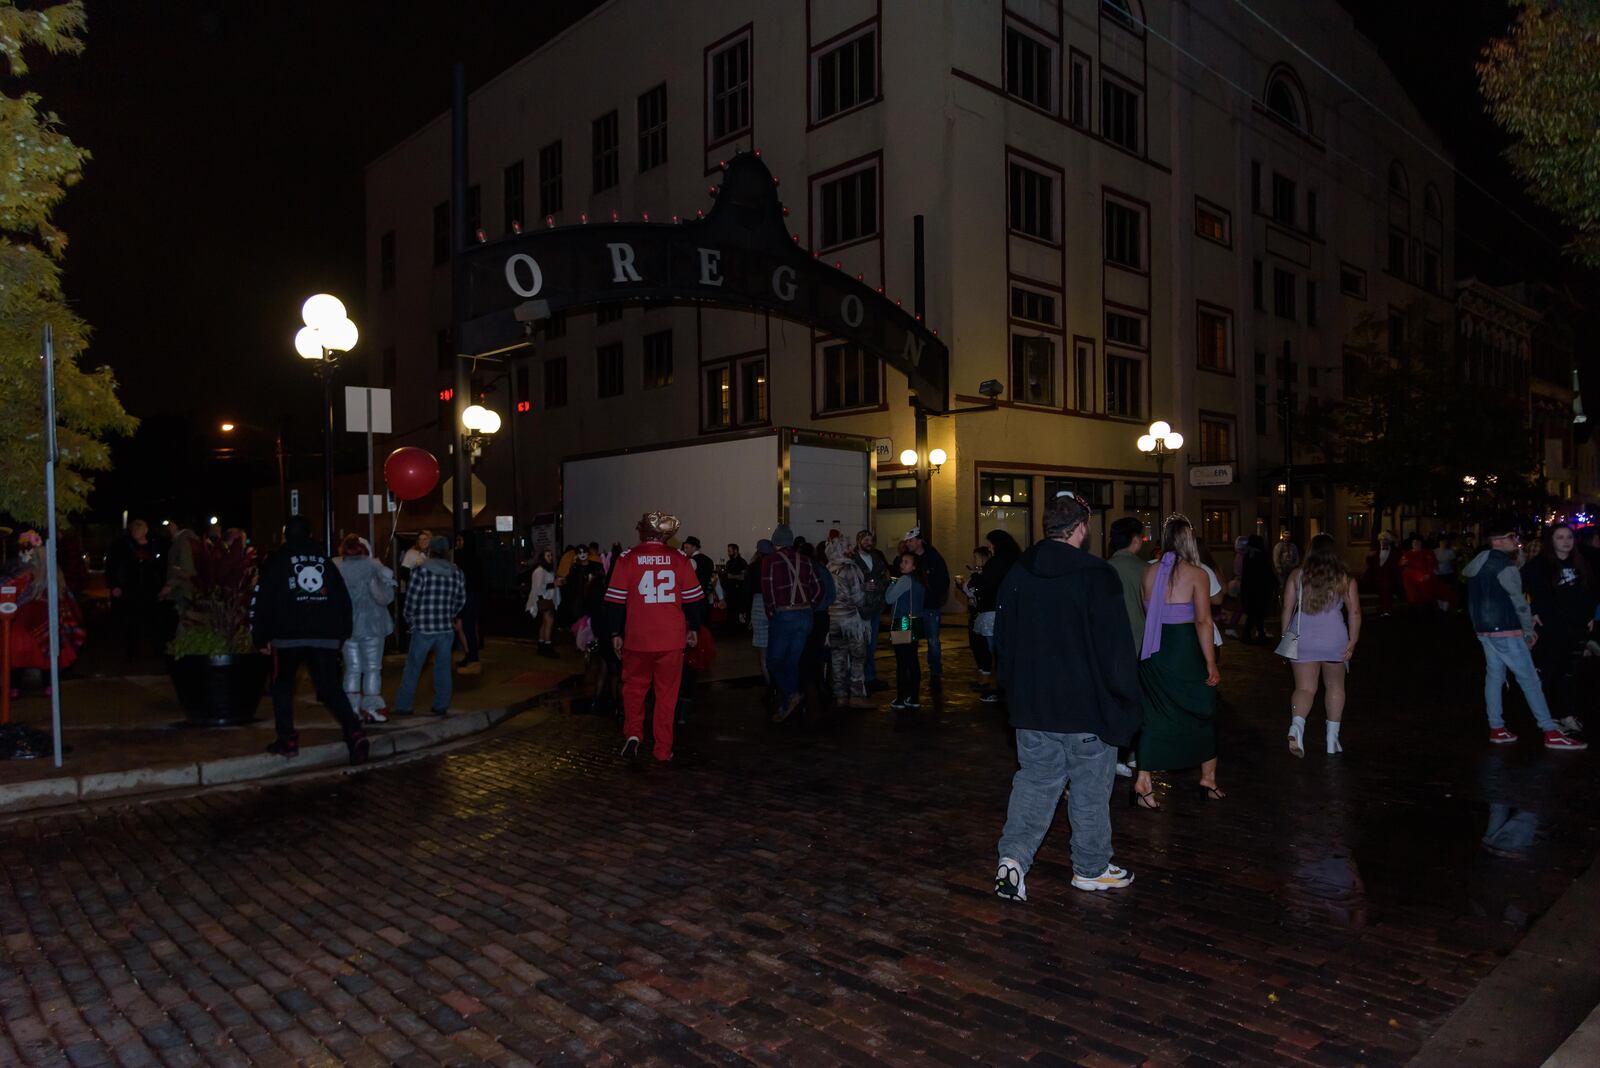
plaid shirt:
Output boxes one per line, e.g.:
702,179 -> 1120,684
760,548 -> 822,615
405,560 -> 466,633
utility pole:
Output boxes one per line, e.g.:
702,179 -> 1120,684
450,62 -> 471,542
912,214 -> 932,543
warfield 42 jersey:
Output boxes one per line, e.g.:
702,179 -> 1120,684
605,541 -> 705,652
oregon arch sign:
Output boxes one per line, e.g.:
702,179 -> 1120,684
458,152 -> 949,412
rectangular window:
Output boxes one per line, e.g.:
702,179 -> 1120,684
1073,338 -> 1094,412
381,346 -> 396,386
814,28 -> 876,120
1306,280 -> 1318,326
503,161 -> 524,234
1124,482 -> 1161,510
465,184 -> 481,243
1195,199 -> 1230,245
1105,352 -> 1142,419
1104,198 -> 1144,269
1197,306 -> 1232,372
1347,511 -> 1371,542
1069,52 -> 1090,127
1004,23 -> 1055,111
1387,227 -> 1407,276
592,110 -> 619,193
1340,262 -> 1367,299
1274,268 -> 1297,320
708,32 -> 751,142
435,328 -> 451,372
818,164 -> 879,248
1307,190 -> 1318,236
1199,416 -> 1233,462
432,201 -> 450,265
1250,160 -> 1261,212
1254,383 -> 1269,436
596,342 -> 624,398
1202,506 -> 1236,547
738,355 -> 767,424
1422,248 -> 1440,293
979,473 -> 1034,548
643,330 -> 673,389
379,231 -> 396,290
704,365 -> 730,428
1010,286 -> 1058,325
596,306 -> 622,326
1008,161 -> 1054,241
538,140 -> 563,217
1101,78 -> 1141,151
1011,334 -> 1056,407
821,340 -> 881,412
1271,172 -> 1295,226
637,84 -> 668,172
1105,310 -> 1143,348
544,358 -> 568,408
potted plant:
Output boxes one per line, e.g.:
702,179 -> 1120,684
167,536 -> 267,725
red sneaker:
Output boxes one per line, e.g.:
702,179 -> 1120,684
1488,727 -> 1518,745
1543,730 -> 1588,751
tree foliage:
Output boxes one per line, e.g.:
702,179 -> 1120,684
1305,305 -> 1542,528
0,1 -> 134,523
1479,0 -> 1600,265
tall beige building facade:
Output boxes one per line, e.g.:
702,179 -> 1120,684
365,0 -> 1455,564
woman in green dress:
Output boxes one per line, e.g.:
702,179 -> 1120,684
1133,516 -> 1223,809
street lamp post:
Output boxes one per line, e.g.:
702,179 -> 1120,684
898,446 -> 947,541
295,294 -> 359,553
461,403 -> 502,461
1136,420 -> 1185,521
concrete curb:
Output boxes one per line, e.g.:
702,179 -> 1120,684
0,704 -> 526,817
1410,856 -> 1600,1067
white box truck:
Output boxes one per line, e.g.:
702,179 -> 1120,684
561,429 -> 875,553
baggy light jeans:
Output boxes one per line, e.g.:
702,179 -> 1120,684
1478,634 -> 1557,732
341,636 -> 387,712
395,630 -> 454,713
827,614 -> 868,699
998,729 -> 1117,878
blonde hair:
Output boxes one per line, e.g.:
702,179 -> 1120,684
1161,514 -> 1199,565
1301,532 -> 1349,613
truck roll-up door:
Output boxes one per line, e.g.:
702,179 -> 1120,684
787,444 -> 870,542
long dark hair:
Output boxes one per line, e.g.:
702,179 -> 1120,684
1542,523 -> 1592,589
985,528 -> 1022,567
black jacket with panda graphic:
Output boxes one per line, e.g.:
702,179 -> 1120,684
249,537 -> 354,649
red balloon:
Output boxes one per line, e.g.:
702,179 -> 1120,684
384,447 -> 440,501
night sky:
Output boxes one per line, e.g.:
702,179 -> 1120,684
25,0 -> 1589,526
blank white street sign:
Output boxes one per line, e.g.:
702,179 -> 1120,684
344,387 -> 393,433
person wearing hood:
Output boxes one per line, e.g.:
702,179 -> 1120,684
249,517 -> 369,765
993,494 -> 1140,901
335,534 -> 396,723
392,535 -> 466,717
760,524 -> 822,722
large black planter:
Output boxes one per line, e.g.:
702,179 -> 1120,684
169,654 -> 268,726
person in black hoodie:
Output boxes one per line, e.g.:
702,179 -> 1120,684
993,495 -> 1140,901
249,516 -> 368,764
1522,522 -> 1595,729
903,527 -> 950,688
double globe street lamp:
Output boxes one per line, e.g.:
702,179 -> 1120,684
1137,419 -> 1184,521
295,294 -> 359,552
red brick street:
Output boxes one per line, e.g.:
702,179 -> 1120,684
1,615 -> 1594,1066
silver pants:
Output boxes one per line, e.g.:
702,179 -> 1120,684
342,636 -> 387,711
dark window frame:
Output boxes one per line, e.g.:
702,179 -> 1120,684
538,140 -> 563,218
596,341 -> 625,398
706,27 -> 753,146
592,110 -> 620,193
812,24 -> 879,124
637,83 -> 669,173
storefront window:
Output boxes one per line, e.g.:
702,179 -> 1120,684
979,473 -> 1034,546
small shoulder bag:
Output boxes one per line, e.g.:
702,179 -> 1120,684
1275,576 -> 1303,660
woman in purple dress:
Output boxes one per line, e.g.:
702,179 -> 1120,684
1280,533 -> 1362,756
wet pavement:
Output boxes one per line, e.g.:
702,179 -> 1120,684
0,611 -> 1595,1066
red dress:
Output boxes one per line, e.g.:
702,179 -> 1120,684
1400,549 -> 1437,606
5,570 -> 85,672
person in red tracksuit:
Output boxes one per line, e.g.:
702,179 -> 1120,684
606,512 -> 705,762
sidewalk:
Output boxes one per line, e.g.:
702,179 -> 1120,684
0,638 -> 582,812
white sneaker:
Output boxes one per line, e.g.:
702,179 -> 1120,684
1287,722 -> 1305,758
1071,865 -> 1134,892
995,857 -> 1027,902
1558,715 -> 1585,734
1114,762 -> 1134,778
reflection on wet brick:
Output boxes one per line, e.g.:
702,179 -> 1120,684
0,618 -> 1594,1064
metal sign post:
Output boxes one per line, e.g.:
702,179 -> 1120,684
345,386 -> 392,553
42,325 -> 63,767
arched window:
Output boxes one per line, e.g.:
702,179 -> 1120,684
1102,0 -> 1142,32
1388,161 -> 1410,199
1263,66 -> 1310,134
1424,183 -> 1442,220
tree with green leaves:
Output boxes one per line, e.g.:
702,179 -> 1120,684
1304,304 -> 1542,533
1479,0 -> 1600,266
0,1 -> 134,524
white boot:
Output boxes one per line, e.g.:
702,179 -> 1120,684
1288,715 -> 1306,758
1326,720 -> 1343,754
